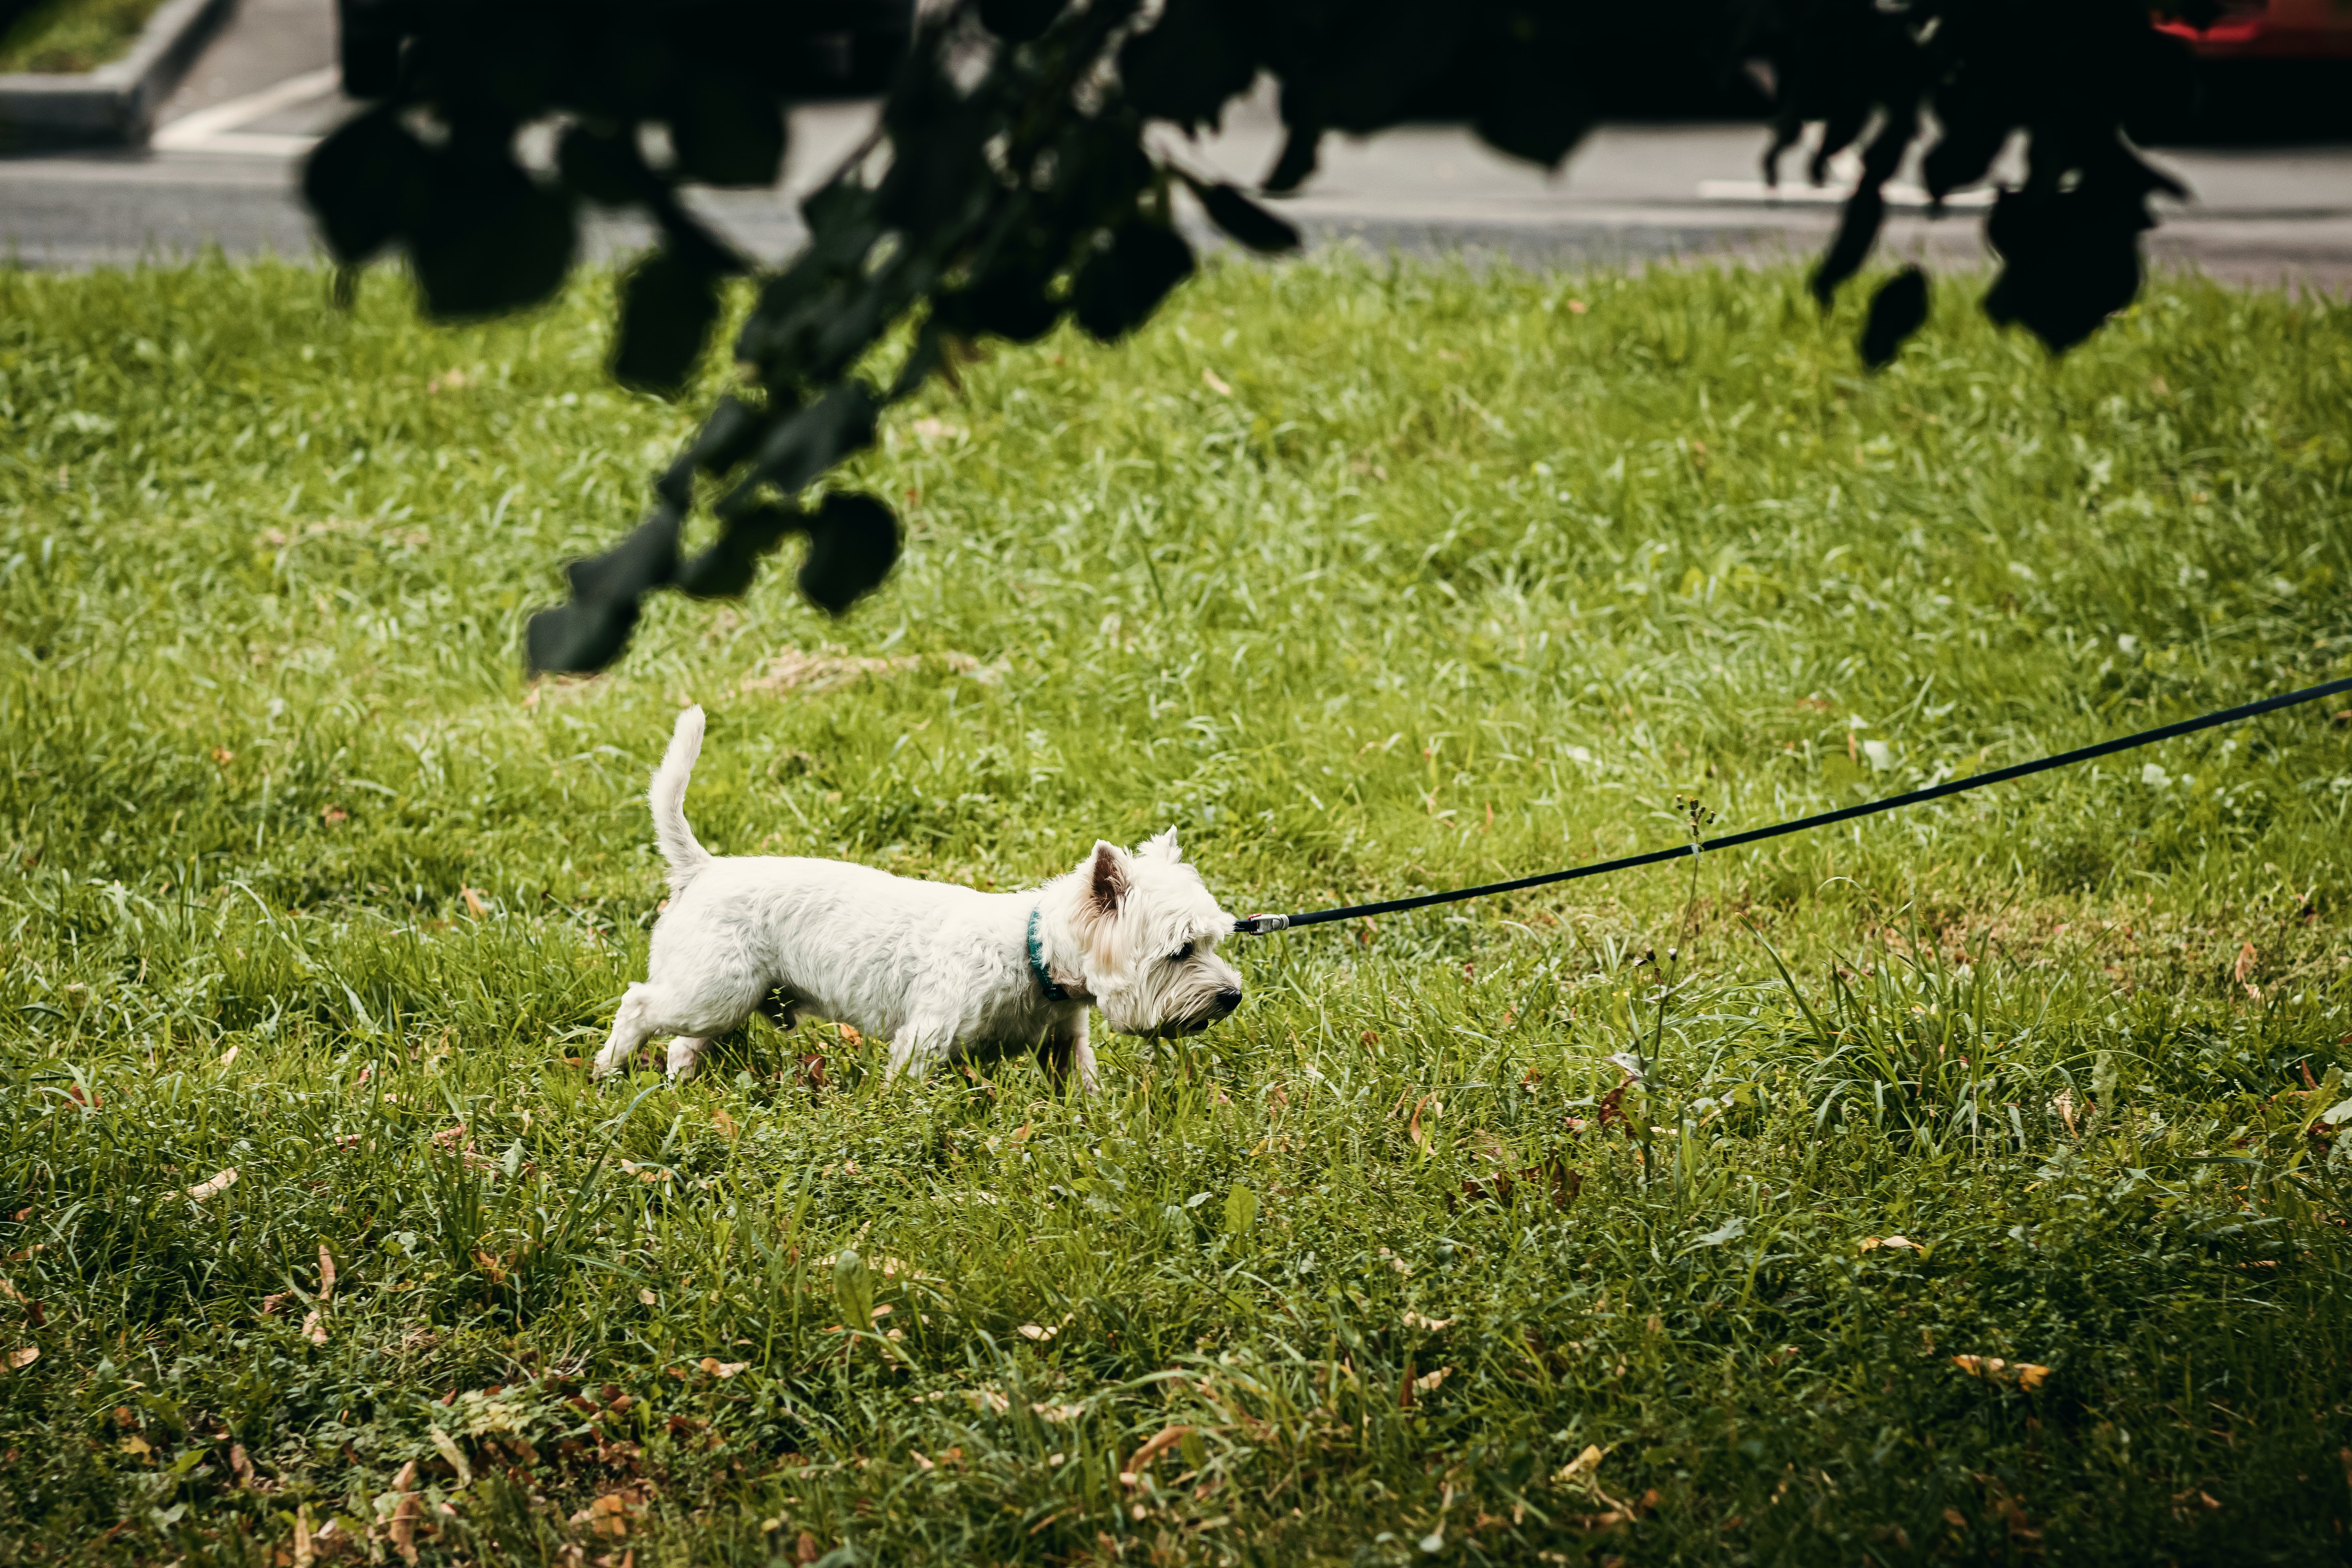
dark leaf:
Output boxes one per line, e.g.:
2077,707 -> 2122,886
1182,175 -> 1298,253
740,381 -> 882,504
1920,113 -> 2008,203
1274,1 -> 1459,135
1809,187 -> 1885,307
338,16 -> 404,101
565,506 -> 681,604
1262,125 -> 1320,195
669,73 -> 786,188
1858,265 -> 1929,369
798,493 -> 901,614
408,152 -> 579,319
1118,0 -> 1256,130
978,0 -> 1065,44
302,107 -> 430,265
660,393 -> 772,507
526,597 -> 641,675
799,178 -> 869,240
557,124 -> 644,206
690,395 -> 771,476
1810,104 -> 1870,184
936,264 -> 1064,343
1071,218 -> 1194,341
676,503 -> 806,599
875,99 -> 994,231
613,250 -> 725,397
1472,71 -> 1593,170
1982,185 -> 2145,353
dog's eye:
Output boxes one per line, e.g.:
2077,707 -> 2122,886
1168,942 -> 1194,963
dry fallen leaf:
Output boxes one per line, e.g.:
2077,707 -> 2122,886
462,886 -> 488,919
188,1168 -> 239,1201
1554,1444 -> 1602,1482
121,1433 -> 152,1457
1402,1312 -> 1455,1332
699,1357 -> 750,1379
1016,1323 -> 1056,1341
430,1425 -> 472,1486
2234,941 -> 2258,985
388,1459 -> 421,1564
1413,1366 -> 1451,1394
318,1243 -> 336,1302
1124,1425 -> 1191,1477
1953,1354 -> 2047,1391
711,1107 -> 739,1140
1201,368 -> 1234,397
215,1046 -> 240,1071
301,1308 -> 327,1345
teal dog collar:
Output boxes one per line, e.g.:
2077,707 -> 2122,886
1027,905 -> 1070,1002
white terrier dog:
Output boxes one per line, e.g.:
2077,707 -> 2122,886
591,706 -> 1245,1086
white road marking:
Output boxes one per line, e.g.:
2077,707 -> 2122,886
1695,179 -> 1997,209
152,65 -> 342,154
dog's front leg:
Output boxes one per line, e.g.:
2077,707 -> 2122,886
592,985 -> 654,1078
665,1036 -> 710,1080
1069,1014 -> 1100,1097
1036,1016 -> 1098,1096
882,1018 -> 952,1088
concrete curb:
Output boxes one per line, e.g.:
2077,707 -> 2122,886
0,0 -> 242,148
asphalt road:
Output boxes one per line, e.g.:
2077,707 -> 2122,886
5,0 -> 2350,289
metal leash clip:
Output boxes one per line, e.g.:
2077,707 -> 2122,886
1234,913 -> 1290,935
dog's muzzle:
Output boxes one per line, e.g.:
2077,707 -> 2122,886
1174,987 -> 1243,1035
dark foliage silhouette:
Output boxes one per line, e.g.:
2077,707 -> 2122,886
298,0 -> 2218,671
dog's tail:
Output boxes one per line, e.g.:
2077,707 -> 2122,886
650,705 -> 713,895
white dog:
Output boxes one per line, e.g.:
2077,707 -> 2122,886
591,706 -> 1245,1086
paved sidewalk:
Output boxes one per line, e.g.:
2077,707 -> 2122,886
3,0 -> 2348,288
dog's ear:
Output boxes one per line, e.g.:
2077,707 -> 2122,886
1140,828 -> 1182,863
1087,841 -> 1129,912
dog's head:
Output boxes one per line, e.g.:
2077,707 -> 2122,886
1071,829 -> 1243,1038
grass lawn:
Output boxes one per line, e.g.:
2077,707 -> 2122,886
0,0 -> 167,75
1,252 -> 2349,1565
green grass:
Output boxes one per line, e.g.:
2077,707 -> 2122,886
0,0 -> 167,74
2,252 -> 2350,1566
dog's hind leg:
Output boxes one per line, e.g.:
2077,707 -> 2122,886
594,974 -> 759,1080
882,1017 -> 953,1087
592,984 -> 657,1078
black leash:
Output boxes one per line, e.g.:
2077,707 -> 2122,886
1233,676 -> 2352,936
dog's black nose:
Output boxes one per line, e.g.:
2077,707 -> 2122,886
1213,987 -> 1242,1016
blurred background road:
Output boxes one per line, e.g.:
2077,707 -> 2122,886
5,0 -> 2350,288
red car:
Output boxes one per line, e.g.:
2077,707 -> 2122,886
2157,0 -> 2352,60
